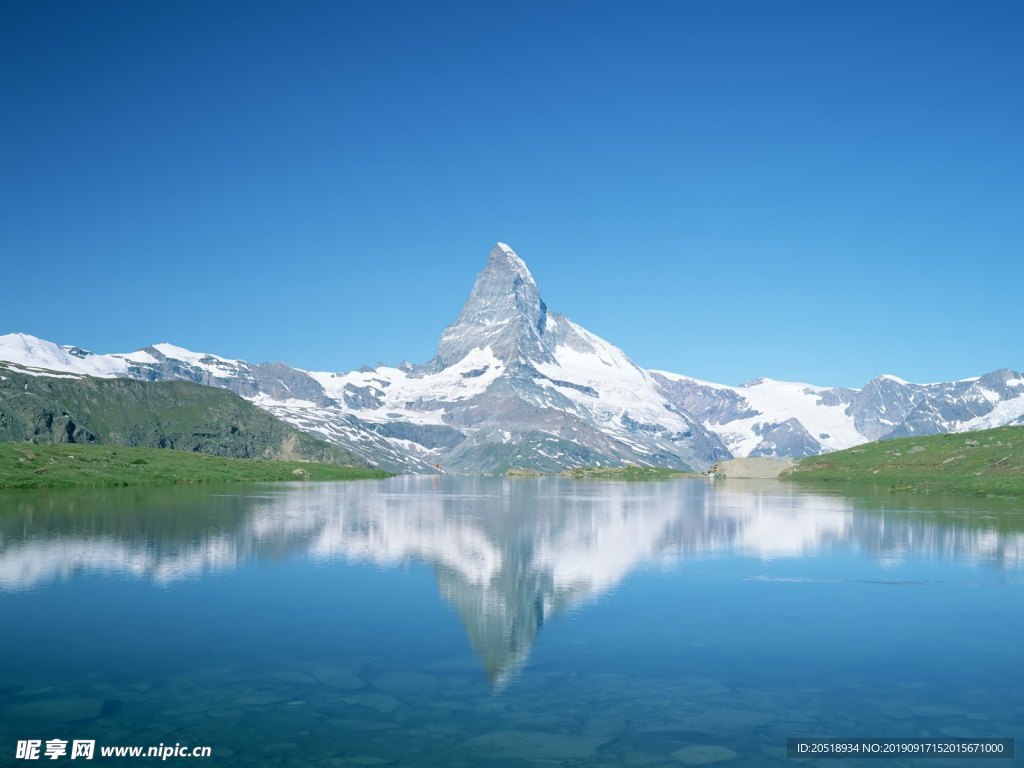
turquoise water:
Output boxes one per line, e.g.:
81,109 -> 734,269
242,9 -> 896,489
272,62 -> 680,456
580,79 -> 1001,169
1,477 -> 1022,766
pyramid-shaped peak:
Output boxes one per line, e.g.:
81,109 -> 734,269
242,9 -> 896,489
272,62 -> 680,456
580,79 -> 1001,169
434,242 -> 552,370
487,242 -> 535,285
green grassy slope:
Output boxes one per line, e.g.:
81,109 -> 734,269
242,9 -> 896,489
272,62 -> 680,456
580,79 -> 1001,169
0,442 -> 390,489
558,465 -> 689,480
784,425 -> 1024,497
0,365 -> 365,466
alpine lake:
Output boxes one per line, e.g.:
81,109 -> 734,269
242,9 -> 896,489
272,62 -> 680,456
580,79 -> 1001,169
1,476 -> 1021,767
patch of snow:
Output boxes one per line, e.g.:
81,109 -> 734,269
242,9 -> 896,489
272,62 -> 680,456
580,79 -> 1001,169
956,396 -> 1024,431
248,394 -> 320,409
2,365 -> 85,379
307,346 -> 503,426
977,388 -> 1002,403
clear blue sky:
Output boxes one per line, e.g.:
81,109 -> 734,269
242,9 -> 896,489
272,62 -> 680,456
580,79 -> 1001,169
2,0 -> 1021,387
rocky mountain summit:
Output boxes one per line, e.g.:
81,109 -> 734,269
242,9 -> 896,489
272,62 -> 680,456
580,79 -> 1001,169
2,242 -> 1022,472
302,243 -> 731,472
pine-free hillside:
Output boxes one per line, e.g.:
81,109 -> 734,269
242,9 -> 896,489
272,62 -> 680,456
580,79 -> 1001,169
784,425 -> 1024,497
0,365 -> 368,467
0,443 -> 390,489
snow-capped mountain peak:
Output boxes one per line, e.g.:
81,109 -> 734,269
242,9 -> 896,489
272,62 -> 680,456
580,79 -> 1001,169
3,243 -> 1022,471
491,241 -> 535,284
435,242 -> 551,370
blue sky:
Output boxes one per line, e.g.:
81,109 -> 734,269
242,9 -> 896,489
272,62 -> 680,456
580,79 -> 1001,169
2,0 -> 1021,387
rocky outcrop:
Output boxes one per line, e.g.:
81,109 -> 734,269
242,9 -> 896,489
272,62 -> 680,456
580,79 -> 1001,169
434,244 -> 555,370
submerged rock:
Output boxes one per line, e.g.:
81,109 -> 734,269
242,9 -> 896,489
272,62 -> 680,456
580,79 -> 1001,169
370,671 -> 439,695
343,758 -> 392,766
671,745 -> 740,765
465,729 -> 608,759
909,704 -> 969,718
6,696 -> 104,721
346,692 -> 402,713
310,666 -> 365,691
683,707 -> 774,730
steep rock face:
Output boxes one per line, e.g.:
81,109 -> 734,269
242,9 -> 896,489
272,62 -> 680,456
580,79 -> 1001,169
747,418 -> 821,458
852,376 -> 927,441
435,244 -> 554,370
0,407 -> 99,446
654,375 -> 760,425
882,370 -> 1024,439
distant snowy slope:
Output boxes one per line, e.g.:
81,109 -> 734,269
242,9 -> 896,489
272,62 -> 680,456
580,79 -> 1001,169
650,371 -> 862,457
0,333 -> 138,377
650,367 -> 1024,458
959,395 -> 1024,430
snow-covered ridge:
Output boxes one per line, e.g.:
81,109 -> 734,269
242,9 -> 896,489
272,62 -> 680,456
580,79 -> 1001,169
0,333 -> 242,379
0,332 -> 134,378
650,370 -> 865,456
2,243 -> 1022,468
650,366 -> 1024,457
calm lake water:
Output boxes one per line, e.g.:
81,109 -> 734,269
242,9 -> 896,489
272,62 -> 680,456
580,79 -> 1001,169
1,477 -> 1022,766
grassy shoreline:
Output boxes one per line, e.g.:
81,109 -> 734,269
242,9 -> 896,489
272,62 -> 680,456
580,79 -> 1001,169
783,425 -> 1024,498
546,425 -> 1024,497
556,465 -> 691,481
0,442 -> 391,489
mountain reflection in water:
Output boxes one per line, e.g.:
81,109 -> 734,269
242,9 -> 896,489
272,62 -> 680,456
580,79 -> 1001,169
1,476 -> 1021,685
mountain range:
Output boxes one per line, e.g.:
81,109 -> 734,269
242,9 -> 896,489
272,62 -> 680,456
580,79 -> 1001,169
2,243 -> 1022,473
